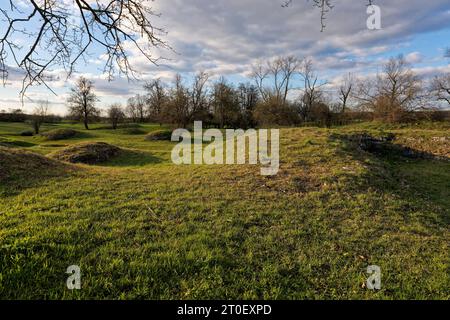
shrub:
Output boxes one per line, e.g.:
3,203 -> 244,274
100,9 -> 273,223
145,130 -> 172,141
253,97 -> 300,126
41,129 -> 78,140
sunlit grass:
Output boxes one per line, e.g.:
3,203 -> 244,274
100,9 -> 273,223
0,121 -> 448,299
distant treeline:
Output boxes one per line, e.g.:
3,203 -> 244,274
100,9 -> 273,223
1,108 -> 448,128
4,54 -> 450,130
0,109 -> 62,123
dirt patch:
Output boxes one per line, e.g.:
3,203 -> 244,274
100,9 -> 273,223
291,175 -> 323,193
50,142 -> 121,164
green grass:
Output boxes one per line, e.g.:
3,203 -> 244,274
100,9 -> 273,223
0,121 -> 448,299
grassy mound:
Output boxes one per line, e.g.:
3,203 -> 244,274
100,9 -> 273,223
145,130 -> 172,141
0,146 -> 66,183
41,128 -> 79,140
120,127 -> 147,135
50,142 -> 121,164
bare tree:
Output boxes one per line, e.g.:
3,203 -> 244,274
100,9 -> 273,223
144,78 -> 167,125
190,71 -> 210,122
126,96 -> 139,123
237,82 -> 259,128
108,103 -> 125,129
31,99 -> 48,134
356,55 -> 424,122
298,59 -> 325,121
212,77 -> 239,128
251,55 -> 302,103
273,56 -> 302,103
0,0 -> 168,97
163,74 -> 190,127
67,76 -> 99,129
127,94 -> 146,122
431,74 -> 450,107
251,60 -> 270,102
339,73 -> 354,113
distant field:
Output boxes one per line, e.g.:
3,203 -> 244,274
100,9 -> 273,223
0,121 -> 449,299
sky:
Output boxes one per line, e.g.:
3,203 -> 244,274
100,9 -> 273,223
0,0 -> 449,114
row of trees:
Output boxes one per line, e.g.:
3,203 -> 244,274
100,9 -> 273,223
41,54 -> 450,131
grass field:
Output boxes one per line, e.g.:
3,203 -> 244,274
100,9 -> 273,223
0,121 -> 449,299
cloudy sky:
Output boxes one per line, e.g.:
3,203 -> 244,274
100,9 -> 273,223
1,0 -> 450,114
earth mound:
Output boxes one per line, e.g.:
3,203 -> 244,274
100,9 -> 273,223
0,146 -> 66,182
41,129 -> 79,140
50,142 -> 121,164
145,130 -> 172,141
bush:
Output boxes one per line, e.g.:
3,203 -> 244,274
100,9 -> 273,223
20,130 -> 34,137
41,129 -> 78,140
50,142 -> 121,164
253,97 -> 300,126
145,130 -> 172,141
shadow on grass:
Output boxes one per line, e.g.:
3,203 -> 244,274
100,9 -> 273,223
331,132 -> 448,161
0,138 -> 37,148
330,132 -> 450,225
98,148 -> 163,167
0,146 -> 76,197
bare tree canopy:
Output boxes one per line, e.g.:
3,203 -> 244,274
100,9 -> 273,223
356,55 -> 425,122
251,55 -> 302,103
0,0 -> 168,97
143,78 -> 167,124
432,74 -> 450,106
67,76 -> 99,129
298,59 -> 327,121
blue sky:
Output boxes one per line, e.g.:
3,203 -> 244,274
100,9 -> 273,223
0,0 -> 449,114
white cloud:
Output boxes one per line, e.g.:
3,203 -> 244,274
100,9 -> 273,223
405,52 -> 424,64
1,0 -> 450,112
